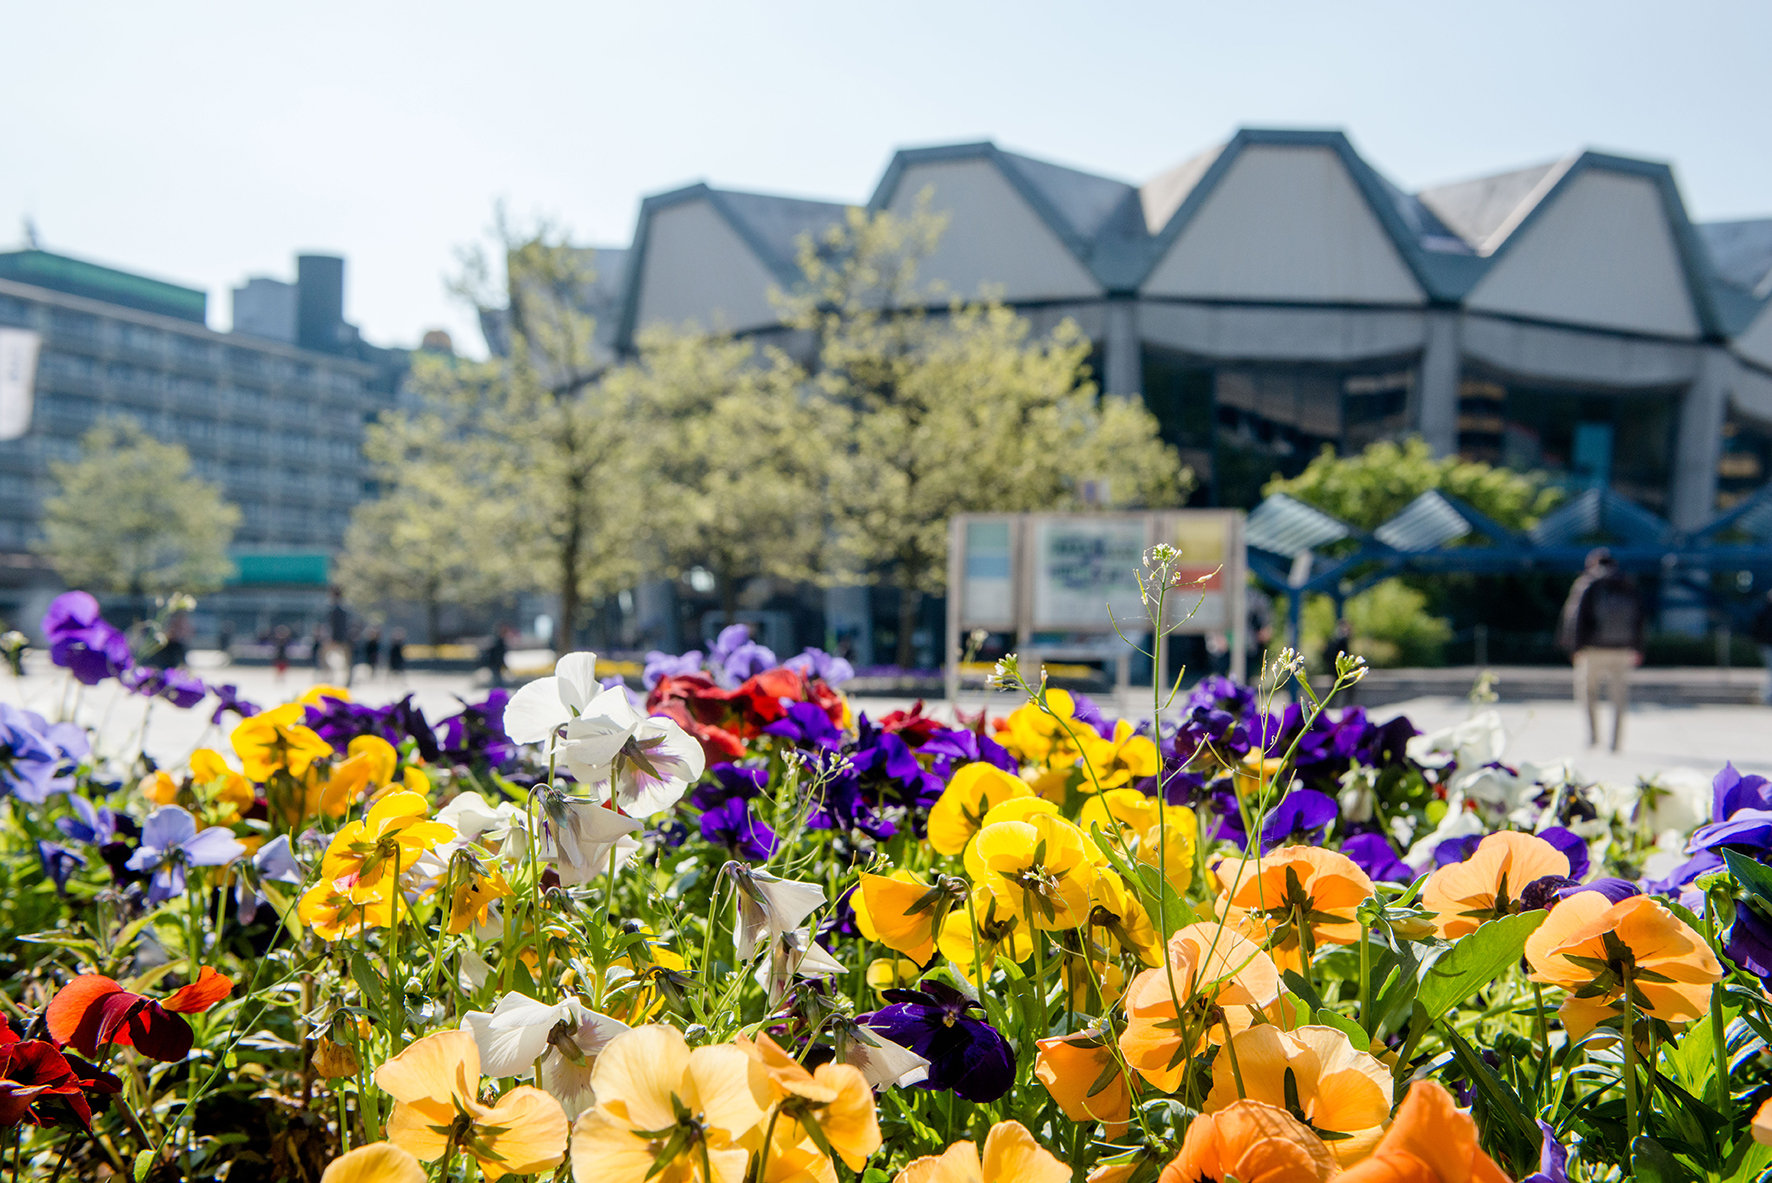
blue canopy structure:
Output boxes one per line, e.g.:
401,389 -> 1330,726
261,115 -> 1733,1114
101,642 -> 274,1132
1245,485 -> 1772,648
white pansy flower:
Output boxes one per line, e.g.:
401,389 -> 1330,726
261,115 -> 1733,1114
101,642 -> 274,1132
834,1021 -> 930,1090
728,863 -> 826,961
1406,709 -> 1508,772
537,793 -> 645,886
756,926 -> 846,1005
461,991 -> 631,1118
502,651 -> 602,747
559,685 -> 705,817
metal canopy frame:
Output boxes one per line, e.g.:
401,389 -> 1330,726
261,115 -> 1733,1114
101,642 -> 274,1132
1245,485 -> 1772,648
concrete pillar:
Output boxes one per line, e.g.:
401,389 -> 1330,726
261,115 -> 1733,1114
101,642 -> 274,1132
1102,297 -> 1141,398
1415,309 -> 1461,455
1669,346 -> 1730,531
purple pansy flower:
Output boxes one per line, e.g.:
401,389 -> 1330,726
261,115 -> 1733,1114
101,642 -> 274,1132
125,805 -> 246,904
1522,1120 -> 1570,1183
1560,877 -> 1640,905
699,797 -> 776,862
44,591 -> 134,685
763,701 -> 844,750
919,727 -> 1017,780
782,647 -> 855,686
1726,902 -> 1772,993
691,762 -> 769,811
1068,694 -> 1116,741
38,840 -> 85,892
1341,831 -> 1414,884
0,704 -> 64,803
1538,826 -> 1590,881
236,834 -> 303,924
860,981 -> 1014,1102
1257,789 -> 1337,851
57,793 -> 122,846
209,682 -> 260,725
642,649 -> 705,691
1435,834 -> 1484,867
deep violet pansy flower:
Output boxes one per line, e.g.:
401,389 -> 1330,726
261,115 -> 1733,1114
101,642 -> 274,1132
762,701 -> 844,750
859,980 -> 1014,1102
1341,831 -> 1414,885
699,796 -> 776,862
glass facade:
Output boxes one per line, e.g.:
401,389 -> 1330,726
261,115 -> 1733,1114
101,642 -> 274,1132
0,286 -> 392,555
1718,406 -> 1772,509
1456,374 -> 1678,514
1140,346 -> 1416,507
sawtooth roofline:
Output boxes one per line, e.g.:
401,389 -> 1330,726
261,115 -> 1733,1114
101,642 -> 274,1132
613,130 -> 1763,352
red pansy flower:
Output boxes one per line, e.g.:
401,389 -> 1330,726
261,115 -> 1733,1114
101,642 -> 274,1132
0,1018 -> 119,1130
876,700 -> 942,746
46,966 -> 233,1062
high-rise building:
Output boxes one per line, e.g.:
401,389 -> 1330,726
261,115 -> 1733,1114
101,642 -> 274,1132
0,247 -> 407,637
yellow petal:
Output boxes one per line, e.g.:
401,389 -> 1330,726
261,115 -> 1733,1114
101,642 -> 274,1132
980,1121 -> 1070,1183
473,1085 -> 569,1180
373,1029 -> 478,1106
590,1024 -> 691,1132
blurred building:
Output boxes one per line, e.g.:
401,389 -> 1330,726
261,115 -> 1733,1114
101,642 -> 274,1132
610,130 -> 1772,529
0,247 -> 407,637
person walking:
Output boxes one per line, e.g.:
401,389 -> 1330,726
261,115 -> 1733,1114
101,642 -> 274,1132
362,627 -> 382,682
1557,548 -> 1645,751
387,628 -> 407,683
1751,589 -> 1772,706
323,588 -> 354,687
485,625 -> 512,689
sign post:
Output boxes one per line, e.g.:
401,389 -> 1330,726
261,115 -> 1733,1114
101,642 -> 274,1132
945,510 -> 1246,708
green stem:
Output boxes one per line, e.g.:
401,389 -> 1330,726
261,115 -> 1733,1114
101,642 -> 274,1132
386,849 -> 403,1052
1220,1010 -> 1247,1099
1358,915 -> 1372,1034
1622,965 -> 1639,1147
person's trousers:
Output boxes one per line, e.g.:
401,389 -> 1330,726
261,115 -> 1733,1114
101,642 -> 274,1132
1573,647 -> 1634,751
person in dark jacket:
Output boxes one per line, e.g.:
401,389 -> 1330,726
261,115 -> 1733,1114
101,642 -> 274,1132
1558,548 -> 1645,751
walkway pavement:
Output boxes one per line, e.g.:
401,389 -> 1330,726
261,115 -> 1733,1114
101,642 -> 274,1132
4,658 -> 1764,787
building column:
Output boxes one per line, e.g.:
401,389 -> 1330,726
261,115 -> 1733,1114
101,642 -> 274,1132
1415,309 -> 1461,455
1102,297 -> 1141,398
1669,346 -> 1730,531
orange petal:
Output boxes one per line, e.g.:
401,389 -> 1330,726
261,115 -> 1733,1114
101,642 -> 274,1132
162,967 -> 234,1013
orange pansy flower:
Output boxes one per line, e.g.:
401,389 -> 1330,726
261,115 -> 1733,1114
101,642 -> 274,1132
1119,923 -> 1281,1092
736,1033 -> 880,1170
1216,845 -> 1374,967
375,1030 -> 569,1182
1423,831 -> 1570,939
1336,1079 -> 1510,1183
1523,891 -> 1723,1041
894,1120 -> 1069,1183
1158,1099 -> 1338,1183
1035,1028 -> 1131,1131
1204,1025 -> 1393,1166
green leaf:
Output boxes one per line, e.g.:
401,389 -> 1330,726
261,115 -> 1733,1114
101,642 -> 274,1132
349,949 -> 382,1002
1314,1007 -> 1368,1048
1416,910 -> 1545,1027
1281,969 -> 1325,1014
133,1150 -> 155,1183
1631,1135 -> 1700,1183
1722,849 -> 1772,909
1439,1023 -> 1538,1151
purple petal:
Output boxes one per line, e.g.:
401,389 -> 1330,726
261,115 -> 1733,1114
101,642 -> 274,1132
181,827 -> 247,867
140,806 -> 198,852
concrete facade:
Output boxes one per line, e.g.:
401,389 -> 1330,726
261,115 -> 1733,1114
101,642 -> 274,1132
606,129 -> 1772,530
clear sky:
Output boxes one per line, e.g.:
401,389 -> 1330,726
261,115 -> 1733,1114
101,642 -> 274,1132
5,1 -> 1767,354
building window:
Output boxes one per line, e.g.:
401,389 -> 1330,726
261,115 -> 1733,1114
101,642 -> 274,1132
1719,407 -> 1772,509
1457,375 -> 1677,514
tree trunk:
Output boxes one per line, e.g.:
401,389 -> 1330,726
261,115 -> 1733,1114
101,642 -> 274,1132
425,596 -> 441,646
719,558 -> 738,631
895,564 -> 921,669
558,518 -> 582,655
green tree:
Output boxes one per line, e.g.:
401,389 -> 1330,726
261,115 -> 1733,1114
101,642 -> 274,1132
37,418 -> 240,599
1263,436 -> 1560,530
382,227 -> 643,647
612,328 -> 832,618
335,481 -> 514,644
782,199 -> 1190,665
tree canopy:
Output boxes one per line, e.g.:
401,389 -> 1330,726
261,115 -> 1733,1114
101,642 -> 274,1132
1264,437 -> 1561,532
37,418 -> 240,597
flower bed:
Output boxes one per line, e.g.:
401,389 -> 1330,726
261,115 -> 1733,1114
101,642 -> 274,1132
2,579 -> 1771,1183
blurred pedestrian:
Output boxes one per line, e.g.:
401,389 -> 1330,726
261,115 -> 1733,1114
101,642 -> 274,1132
362,627 -> 382,681
272,625 -> 292,683
387,628 -> 407,683
323,588 -> 354,687
1558,548 -> 1644,751
1751,589 -> 1772,705
486,624 -> 512,689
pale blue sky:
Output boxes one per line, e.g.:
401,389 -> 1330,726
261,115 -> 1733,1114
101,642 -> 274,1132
4,1 -> 1767,353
